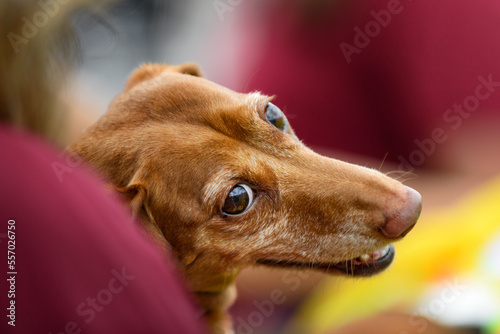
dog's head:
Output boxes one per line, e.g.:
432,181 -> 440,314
70,63 -> 421,293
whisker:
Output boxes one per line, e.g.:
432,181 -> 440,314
385,170 -> 410,177
396,172 -> 419,182
386,170 -> 418,182
378,152 -> 389,171
244,69 -> 261,93
398,176 -> 419,184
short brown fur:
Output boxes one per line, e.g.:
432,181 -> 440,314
69,64 -> 420,334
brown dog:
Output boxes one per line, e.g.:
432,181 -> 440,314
69,63 -> 422,334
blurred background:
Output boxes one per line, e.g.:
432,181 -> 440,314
62,0 -> 500,333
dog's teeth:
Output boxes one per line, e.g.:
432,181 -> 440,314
354,245 -> 391,264
371,245 -> 390,260
359,254 -> 370,262
380,245 -> 390,257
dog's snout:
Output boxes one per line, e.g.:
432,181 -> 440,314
382,186 -> 422,239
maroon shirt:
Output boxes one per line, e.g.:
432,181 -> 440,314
0,125 -> 206,334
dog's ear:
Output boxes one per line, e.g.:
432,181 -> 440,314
169,62 -> 203,77
125,63 -> 203,91
116,182 -> 171,252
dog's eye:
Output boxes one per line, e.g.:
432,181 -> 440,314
222,184 -> 254,215
265,102 -> 287,131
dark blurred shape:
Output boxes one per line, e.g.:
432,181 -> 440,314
0,0 -> 87,145
75,0 -> 178,60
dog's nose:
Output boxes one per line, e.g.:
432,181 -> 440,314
382,186 -> 422,238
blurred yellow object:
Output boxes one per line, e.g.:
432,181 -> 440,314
292,175 -> 500,334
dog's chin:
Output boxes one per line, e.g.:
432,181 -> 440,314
256,244 -> 395,277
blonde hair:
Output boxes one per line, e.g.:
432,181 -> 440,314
0,0 -> 109,145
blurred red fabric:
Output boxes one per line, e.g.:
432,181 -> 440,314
0,125 -> 207,334
237,0 -> 500,167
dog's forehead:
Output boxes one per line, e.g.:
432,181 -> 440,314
120,72 -> 273,133
116,71 -> 301,158
154,72 -> 268,110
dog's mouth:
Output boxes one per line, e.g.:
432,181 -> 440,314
256,244 -> 395,277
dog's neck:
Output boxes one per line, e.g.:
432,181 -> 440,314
190,271 -> 239,334
182,260 -> 240,296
